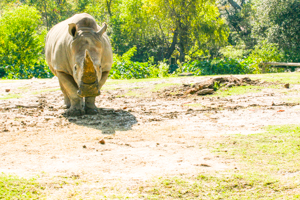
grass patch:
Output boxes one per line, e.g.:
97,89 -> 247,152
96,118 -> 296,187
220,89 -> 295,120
31,88 -> 60,95
0,174 -> 44,199
282,97 -> 300,104
141,172 -> 298,199
123,90 -> 145,97
0,93 -> 22,100
214,124 -> 300,175
151,83 -> 180,92
212,84 -> 280,97
140,124 -> 300,199
256,73 -> 300,84
212,85 -> 264,97
183,103 -> 203,107
17,86 -> 31,91
105,77 -> 174,85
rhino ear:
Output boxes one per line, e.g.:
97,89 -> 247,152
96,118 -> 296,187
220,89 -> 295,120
68,23 -> 77,37
97,22 -> 107,37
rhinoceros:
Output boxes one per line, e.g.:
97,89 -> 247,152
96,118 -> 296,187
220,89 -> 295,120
45,13 -> 113,116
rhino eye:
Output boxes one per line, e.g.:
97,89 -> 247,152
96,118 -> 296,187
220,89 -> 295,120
74,65 -> 77,71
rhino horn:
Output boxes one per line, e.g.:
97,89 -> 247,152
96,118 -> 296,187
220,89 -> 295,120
82,50 -> 97,84
97,22 -> 107,37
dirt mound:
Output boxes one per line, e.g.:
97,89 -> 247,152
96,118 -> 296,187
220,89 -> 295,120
158,76 -> 266,98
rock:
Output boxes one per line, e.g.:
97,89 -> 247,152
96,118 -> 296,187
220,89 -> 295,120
185,88 -> 197,95
83,145 -> 87,148
197,89 -> 215,95
225,83 -> 235,88
99,139 -> 105,144
193,79 -> 214,90
284,83 -> 290,88
5,89 -> 10,92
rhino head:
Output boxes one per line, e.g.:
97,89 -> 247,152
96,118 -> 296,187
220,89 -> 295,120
68,21 -> 107,97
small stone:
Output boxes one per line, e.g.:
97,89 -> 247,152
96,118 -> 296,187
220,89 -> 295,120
284,83 -> 290,88
197,89 -> 214,95
200,163 -> 211,167
5,89 -> 10,92
83,145 -> 87,148
185,88 -> 197,95
99,139 -> 105,144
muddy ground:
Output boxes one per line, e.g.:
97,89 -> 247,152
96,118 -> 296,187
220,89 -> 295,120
0,74 -> 300,198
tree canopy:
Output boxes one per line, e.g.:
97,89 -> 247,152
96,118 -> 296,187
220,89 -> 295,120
0,0 -> 299,78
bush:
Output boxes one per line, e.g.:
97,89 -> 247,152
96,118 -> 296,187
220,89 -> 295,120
0,5 -> 47,79
109,47 -> 169,79
180,58 -> 257,76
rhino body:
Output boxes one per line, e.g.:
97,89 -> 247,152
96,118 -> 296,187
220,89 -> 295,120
45,13 -> 113,116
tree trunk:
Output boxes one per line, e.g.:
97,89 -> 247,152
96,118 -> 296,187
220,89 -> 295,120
178,42 -> 185,62
165,29 -> 178,60
106,0 -> 112,17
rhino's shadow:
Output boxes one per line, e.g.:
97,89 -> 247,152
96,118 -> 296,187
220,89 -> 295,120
64,108 -> 137,134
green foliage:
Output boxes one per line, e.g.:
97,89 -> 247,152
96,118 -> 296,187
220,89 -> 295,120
0,174 -> 44,199
0,5 -> 52,79
1,1 -> 298,79
248,40 -> 284,73
180,58 -> 257,76
252,0 -> 300,62
219,45 -> 250,60
110,47 -> 168,79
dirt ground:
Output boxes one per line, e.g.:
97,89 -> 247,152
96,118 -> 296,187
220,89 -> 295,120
1,74 -> 300,198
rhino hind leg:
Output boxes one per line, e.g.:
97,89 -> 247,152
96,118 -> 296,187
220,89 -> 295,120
57,72 -> 85,116
85,96 -> 98,115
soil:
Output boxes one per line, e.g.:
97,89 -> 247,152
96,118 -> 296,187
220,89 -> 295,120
1,75 -> 300,197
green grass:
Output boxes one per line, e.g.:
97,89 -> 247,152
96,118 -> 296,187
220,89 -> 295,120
255,73 -> 300,84
17,86 -> 31,91
0,93 -> 22,100
0,174 -> 44,199
123,90 -> 145,97
183,103 -> 203,107
282,97 -> 300,104
151,83 -> 180,92
214,124 -> 300,174
140,124 -> 300,199
105,77 -> 175,85
31,88 -> 60,95
212,85 -> 280,97
141,172 -> 298,199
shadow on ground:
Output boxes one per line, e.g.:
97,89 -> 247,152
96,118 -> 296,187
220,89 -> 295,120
64,108 -> 138,134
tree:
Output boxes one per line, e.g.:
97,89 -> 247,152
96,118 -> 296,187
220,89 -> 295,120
147,0 -> 228,61
0,5 -> 46,78
218,0 -> 255,48
26,0 -> 73,30
252,0 -> 300,61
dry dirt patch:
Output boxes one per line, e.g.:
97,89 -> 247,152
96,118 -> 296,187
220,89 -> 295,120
0,75 -> 300,197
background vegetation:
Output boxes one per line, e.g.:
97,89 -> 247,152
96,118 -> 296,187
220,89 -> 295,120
0,0 -> 299,79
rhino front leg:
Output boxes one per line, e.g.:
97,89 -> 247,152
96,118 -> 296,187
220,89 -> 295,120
57,71 -> 85,116
85,97 -> 98,115
98,71 -> 110,89
59,80 -> 71,108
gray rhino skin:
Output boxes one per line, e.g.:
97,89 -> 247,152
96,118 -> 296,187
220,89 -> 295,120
45,13 -> 113,116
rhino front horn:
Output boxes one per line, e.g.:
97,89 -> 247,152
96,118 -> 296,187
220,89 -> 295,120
82,50 -> 97,84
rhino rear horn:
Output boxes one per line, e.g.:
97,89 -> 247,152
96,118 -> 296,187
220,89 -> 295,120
97,22 -> 107,37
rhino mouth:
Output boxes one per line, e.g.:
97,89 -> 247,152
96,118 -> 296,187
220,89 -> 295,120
77,82 -> 100,97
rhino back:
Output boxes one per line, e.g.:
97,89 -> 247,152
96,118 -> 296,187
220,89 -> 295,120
45,18 -> 73,76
